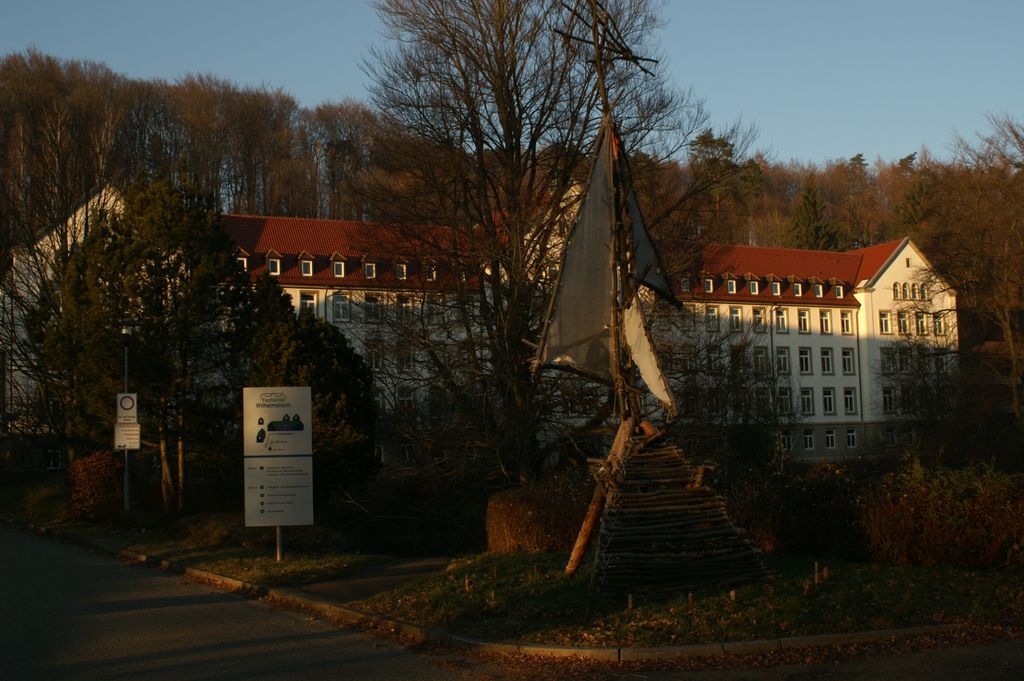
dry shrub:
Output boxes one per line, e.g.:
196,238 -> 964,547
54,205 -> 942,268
68,450 -> 123,520
727,463 -> 873,559
486,472 -> 592,554
861,458 -> 1024,567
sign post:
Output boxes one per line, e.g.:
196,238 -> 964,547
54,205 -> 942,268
115,393 -> 139,512
242,387 -> 314,561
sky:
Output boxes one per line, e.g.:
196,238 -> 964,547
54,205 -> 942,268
2,0 -> 1022,167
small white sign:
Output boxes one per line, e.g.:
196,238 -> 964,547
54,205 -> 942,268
243,456 -> 314,527
117,393 -> 138,424
115,422 -> 141,450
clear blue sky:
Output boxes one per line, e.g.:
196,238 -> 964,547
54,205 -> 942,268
3,0 -> 1021,166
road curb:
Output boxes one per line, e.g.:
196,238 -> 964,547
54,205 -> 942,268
15,520 -> 967,663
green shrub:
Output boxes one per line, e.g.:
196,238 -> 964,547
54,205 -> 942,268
68,450 -> 123,520
486,472 -> 592,554
861,457 -> 1024,567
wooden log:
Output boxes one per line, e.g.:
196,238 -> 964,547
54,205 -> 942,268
565,417 -> 634,575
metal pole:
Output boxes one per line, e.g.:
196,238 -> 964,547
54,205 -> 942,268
275,526 -> 283,562
122,326 -> 130,512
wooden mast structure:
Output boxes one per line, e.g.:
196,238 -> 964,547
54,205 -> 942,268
542,1 -> 771,593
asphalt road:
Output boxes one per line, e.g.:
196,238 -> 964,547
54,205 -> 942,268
0,524 -> 493,681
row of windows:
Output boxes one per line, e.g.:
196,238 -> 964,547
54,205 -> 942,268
781,427 -> 860,452
892,281 -> 929,301
778,346 -> 857,376
691,277 -> 846,299
878,310 -> 946,335
787,386 -> 859,416
244,255 -> 438,282
705,306 -> 855,335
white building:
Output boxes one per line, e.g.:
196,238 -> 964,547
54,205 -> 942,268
673,238 -> 958,459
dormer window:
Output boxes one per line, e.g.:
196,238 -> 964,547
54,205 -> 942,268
703,277 -> 714,293
301,259 -> 313,277
268,257 -> 281,276
726,279 -> 737,294
771,281 -> 781,296
425,263 -> 437,281
748,280 -> 759,295
237,256 -> 248,272
793,282 -> 803,297
364,261 -> 377,279
333,260 -> 346,278
395,263 -> 408,280
835,285 -> 844,299
814,283 -> 824,298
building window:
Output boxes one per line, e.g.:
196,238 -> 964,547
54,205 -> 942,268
333,260 -> 346,277
781,432 -> 793,452
846,428 -> 857,448
841,347 -> 855,374
777,387 -> 792,414
793,282 -> 803,297
879,310 -> 892,335
299,292 -> 317,314
840,310 -> 853,335
902,282 -> 909,299
825,429 -> 836,449
364,295 -> 380,322
819,310 -> 832,334
332,294 -> 350,322
771,281 -> 781,296
798,309 -> 810,333
364,261 -> 377,279
798,347 -> 812,374
776,347 -> 790,374
729,306 -> 742,332
268,258 -> 280,276
933,313 -> 946,335
395,295 -> 412,321
880,347 -> 895,375
705,305 -> 719,330
921,285 -> 928,300
893,282 -> 900,299
749,280 -> 759,295
800,387 -> 814,415
704,277 -> 714,293
911,284 -> 919,300
835,285 -> 844,298
915,312 -> 928,335
395,262 -> 408,280
882,387 -> 896,414
821,347 -> 834,374
844,387 -> 857,414
753,307 -> 766,332
237,256 -> 248,271
822,387 -> 835,414
680,277 -> 691,292
803,429 -> 814,450
814,283 -> 824,298
364,342 -> 383,370
886,428 -> 897,446
774,307 -> 788,333
753,346 -> 769,374
897,311 -> 910,335
726,279 -> 737,294
301,259 -> 313,276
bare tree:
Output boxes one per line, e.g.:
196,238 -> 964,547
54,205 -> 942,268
360,0 -> 710,482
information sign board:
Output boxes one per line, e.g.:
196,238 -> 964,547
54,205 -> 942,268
242,387 -> 313,527
115,422 -> 141,450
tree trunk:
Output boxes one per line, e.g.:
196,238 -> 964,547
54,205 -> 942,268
176,405 -> 185,513
159,396 -> 174,513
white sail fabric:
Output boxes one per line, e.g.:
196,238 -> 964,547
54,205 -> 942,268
623,296 -> 676,413
539,126 -> 615,378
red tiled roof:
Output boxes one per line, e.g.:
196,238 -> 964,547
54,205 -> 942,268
221,214 -> 465,289
681,240 -> 906,307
